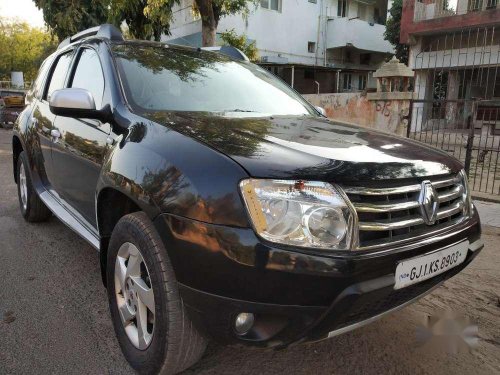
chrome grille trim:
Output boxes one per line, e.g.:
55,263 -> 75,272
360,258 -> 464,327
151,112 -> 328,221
353,200 -> 420,213
436,201 -> 464,219
432,176 -> 461,189
343,173 -> 467,249
359,217 -> 424,231
438,185 -> 463,203
343,185 -> 421,196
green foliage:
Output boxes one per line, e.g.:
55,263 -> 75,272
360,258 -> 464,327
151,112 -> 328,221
33,0 -> 109,41
384,0 -> 409,65
195,0 -> 259,22
192,0 -> 258,46
111,43 -> 221,82
219,29 -> 258,61
0,18 -> 57,82
109,0 -> 180,41
33,0 -> 179,42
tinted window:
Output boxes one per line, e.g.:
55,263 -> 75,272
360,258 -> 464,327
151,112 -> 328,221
32,56 -> 54,99
46,52 -> 73,100
71,49 -> 105,109
113,44 -> 315,117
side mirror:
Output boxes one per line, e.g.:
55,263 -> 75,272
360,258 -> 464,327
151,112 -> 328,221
49,88 -> 110,121
316,106 -> 327,117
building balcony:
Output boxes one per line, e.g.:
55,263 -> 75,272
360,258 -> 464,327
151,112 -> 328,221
326,17 -> 394,54
400,0 -> 500,44
414,0 -> 499,22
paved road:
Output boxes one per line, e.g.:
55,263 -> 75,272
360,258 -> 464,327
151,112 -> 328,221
1,128 -> 499,375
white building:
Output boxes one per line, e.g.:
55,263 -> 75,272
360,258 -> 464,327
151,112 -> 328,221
165,0 -> 395,94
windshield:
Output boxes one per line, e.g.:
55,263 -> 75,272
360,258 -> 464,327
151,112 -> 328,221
112,44 -> 316,116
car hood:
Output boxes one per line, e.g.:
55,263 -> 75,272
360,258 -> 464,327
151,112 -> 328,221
144,112 -> 462,183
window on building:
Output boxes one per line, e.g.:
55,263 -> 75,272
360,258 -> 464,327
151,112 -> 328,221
358,3 -> 367,20
374,8 -> 382,24
261,0 -> 281,11
45,52 -> 73,100
486,0 -> 497,9
468,0 -> 484,11
337,0 -> 347,17
308,42 -> 316,53
344,50 -> 353,63
360,53 -> 370,65
358,75 -> 367,90
70,49 -> 105,109
304,69 -> 315,80
342,73 -> 352,91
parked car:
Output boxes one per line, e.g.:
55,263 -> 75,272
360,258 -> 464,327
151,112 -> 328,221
12,25 -> 483,374
0,95 -> 25,128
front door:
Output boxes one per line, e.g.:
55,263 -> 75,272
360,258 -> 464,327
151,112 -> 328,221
50,48 -> 110,226
31,51 -> 73,188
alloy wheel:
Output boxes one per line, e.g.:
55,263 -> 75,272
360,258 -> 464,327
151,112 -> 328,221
114,242 -> 155,350
19,162 -> 28,210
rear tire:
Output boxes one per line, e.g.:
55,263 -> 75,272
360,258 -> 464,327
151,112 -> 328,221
16,151 -> 52,222
107,212 -> 207,375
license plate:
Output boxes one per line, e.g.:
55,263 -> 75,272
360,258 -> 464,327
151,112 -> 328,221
394,241 -> 469,290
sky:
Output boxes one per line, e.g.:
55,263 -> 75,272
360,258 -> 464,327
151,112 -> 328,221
0,0 -> 45,28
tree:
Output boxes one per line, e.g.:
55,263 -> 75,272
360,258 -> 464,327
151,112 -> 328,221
384,0 -> 409,65
193,0 -> 258,47
109,0 -> 180,41
0,18 -> 57,82
34,0 -> 179,42
219,29 -> 258,61
33,0 -> 109,41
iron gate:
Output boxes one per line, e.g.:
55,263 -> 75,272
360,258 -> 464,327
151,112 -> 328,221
407,26 -> 500,196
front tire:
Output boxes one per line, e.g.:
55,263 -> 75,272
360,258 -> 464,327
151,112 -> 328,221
107,212 -> 207,375
16,151 -> 52,222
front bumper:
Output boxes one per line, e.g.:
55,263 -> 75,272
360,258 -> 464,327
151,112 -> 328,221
154,210 -> 482,348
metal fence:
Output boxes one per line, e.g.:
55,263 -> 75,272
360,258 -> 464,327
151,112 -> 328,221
407,26 -> 500,196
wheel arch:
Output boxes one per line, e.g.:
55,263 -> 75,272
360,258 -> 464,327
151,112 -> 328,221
96,185 -> 159,287
12,135 -> 24,183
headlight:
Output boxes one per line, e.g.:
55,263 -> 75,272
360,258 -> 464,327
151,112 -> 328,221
459,170 -> 473,216
240,179 -> 358,250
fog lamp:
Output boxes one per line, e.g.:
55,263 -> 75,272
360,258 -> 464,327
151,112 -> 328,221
234,312 -> 255,335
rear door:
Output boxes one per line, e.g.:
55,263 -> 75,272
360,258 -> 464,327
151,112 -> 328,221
31,51 -> 73,188
50,47 -> 111,226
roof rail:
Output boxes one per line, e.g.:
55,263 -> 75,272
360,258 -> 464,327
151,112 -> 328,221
200,46 -> 249,62
58,24 -> 124,50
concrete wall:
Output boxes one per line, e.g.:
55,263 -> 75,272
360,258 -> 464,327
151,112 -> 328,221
304,93 -> 410,136
167,0 -> 392,67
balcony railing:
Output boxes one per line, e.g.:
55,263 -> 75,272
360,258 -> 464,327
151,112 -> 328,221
326,18 -> 394,54
414,0 -> 499,21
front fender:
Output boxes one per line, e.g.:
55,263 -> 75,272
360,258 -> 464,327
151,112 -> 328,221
97,121 -> 251,227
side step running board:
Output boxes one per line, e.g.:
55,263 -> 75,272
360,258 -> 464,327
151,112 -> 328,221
38,190 -> 100,250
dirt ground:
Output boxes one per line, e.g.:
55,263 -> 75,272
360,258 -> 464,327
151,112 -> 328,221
0,128 -> 499,374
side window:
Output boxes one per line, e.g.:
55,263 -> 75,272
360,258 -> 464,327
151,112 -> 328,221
71,49 -> 105,109
31,56 -> 53,99
45,52 -> 73,101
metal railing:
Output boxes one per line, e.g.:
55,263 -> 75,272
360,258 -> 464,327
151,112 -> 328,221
0,81 -> 32,90
414,0 -> 499,22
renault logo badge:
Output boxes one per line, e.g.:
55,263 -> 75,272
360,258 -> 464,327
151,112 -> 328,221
419,181 -> 439,225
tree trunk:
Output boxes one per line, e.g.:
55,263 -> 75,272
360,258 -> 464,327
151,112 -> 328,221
195,0 -> 218,47
201,19 -> 216,47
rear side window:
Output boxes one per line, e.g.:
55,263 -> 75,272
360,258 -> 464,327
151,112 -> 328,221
31,56 -> 54,99
70,49 -> 105,109
45,52 -> 73,101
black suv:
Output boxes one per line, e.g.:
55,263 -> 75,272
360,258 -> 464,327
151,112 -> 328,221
13,25 -> 483,374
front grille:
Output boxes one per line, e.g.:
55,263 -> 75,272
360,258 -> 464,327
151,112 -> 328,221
344,174 -> 467,249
